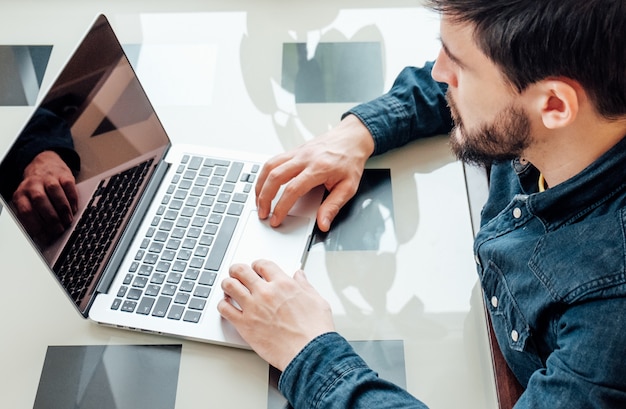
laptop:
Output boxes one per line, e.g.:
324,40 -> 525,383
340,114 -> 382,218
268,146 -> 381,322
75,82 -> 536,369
0,14 -> 323,348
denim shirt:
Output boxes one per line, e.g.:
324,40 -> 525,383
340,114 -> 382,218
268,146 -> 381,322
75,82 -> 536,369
279,63 -> 626,408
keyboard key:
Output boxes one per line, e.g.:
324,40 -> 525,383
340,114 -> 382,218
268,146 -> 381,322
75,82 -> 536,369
121,300 -> 137,312
127,288 -> 142,300
138,264 -> 153,276
171,228 -> 185,239
111,298 -> 122,310
199,271 -> 217,286
149,242 -> 164,253
145,284 -> 160,297
162,284 -> 177,296
174,293 -> 190,304
167,272 -> 182,284
199,235 -> 213,246
187,228 -> 202,238
188,298 -> 207,310
168,304 -> 185,320
190,257 -> 204,269
226,162 -> 243,183
166,239 -> 181,250
153,296 -> 172,317
161,250 -> 176,262
188,156 -> 203,170
204,216 -> 238,271
185,269 -> 200,280
151,273 -> 166,284
209,214 -> 223,224
154,231 -> 169,242
132,277 -> 148,288
137,297 -> 155,315
193,285 -> 211,299
227,203 -> 244,216
213,204 -> 226,214
183,310 -> 202,323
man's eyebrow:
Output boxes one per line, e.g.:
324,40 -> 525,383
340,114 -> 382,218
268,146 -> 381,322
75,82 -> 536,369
439,37 -> 466,68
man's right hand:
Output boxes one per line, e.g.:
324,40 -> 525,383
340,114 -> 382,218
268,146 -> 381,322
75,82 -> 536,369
12,150 -> 78,244
255,114 -> 375,232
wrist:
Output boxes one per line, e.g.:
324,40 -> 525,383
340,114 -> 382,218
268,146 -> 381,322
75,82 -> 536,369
337,114 -> 375,159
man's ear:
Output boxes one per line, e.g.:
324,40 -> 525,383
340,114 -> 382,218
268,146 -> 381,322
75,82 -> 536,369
537,80 -> 580,129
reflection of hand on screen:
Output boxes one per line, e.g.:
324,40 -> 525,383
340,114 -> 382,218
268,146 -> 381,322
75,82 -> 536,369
13,150 -> 78,244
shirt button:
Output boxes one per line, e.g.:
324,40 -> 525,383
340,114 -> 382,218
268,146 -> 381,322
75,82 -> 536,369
513,208 -> 522,219
491,296 -> 498,308
511,330 -> 519,342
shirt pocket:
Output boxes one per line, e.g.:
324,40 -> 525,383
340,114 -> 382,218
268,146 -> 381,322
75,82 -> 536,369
482,260 -> 535,354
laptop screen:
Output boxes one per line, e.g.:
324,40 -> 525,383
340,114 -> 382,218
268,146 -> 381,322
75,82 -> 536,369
0,15 -> 170,314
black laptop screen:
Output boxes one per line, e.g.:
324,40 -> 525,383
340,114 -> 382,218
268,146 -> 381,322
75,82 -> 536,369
0,15 -> 170,313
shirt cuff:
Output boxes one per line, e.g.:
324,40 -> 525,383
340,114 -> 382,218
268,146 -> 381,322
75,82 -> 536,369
278,332 -> 370,407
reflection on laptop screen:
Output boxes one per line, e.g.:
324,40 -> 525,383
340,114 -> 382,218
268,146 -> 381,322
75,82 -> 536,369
0,15 -> 170,314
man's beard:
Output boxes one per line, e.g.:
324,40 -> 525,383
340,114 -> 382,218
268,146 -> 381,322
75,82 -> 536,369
447,91 -> 532,167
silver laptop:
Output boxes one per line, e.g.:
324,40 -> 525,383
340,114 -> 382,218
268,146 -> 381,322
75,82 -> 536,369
0,14 -> 322,348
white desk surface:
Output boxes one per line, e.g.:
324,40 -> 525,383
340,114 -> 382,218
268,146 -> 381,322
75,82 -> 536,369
0,1 -> 497,408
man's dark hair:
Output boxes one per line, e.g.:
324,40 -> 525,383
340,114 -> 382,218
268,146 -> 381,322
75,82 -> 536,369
426,0 -> 626,119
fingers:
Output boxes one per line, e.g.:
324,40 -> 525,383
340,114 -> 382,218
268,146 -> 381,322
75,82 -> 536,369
267,173 -> 324,228
217,295 -> 243,323
255,153 -> 290,214
13,173 -> 77,240
14,151 -> 78,242
11,193 -> 46,241
315,180 -> 360,232
220,260 -> 287,309
255,116 -> 373,230
13,187 -> 65,241
46,180 -> 74,226
61,175 -> 79,214
256,154 -> 307,221
257,158 -> 357,229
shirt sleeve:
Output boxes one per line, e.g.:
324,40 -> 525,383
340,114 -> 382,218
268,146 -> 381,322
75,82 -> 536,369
279,332 -> 429,409
513,297 -> 626,408
345,62 -> 452,156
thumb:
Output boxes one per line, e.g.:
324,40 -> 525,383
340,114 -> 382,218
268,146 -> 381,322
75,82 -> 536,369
317,186 -> 355,231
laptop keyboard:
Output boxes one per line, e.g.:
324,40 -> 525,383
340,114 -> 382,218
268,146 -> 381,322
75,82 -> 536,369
110,154 -> 260,324
54,158 -> 154,307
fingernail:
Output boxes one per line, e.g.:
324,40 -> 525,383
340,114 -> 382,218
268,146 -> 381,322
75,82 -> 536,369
321,217 -> 330,231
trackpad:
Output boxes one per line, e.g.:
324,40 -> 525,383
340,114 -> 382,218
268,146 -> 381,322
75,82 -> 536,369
230,211 -> 312,274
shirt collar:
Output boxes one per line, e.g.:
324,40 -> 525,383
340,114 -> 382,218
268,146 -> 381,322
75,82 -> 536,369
521,134 -> 626,229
